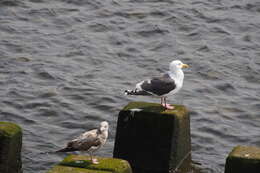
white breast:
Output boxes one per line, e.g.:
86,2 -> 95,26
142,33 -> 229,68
167,69 -> 184,96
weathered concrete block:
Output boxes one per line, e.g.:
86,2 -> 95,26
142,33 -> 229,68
0,121 -> 22,173
113,102 -> 191,173
47,155 -> 132,173
46,165 -> 111,173
225,145 -> 260,173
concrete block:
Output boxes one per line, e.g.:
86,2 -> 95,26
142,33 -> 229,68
48,155 -> 132,173
113,102 -> 191,173
0,121 -> 22,173
225,145 -> 260,173
46,165 -> 111,173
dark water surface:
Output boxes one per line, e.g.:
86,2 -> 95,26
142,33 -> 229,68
1,0 -> 260,172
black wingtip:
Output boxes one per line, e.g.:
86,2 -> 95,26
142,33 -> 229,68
125,90 -> 131,95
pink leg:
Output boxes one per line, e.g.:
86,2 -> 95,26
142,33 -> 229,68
90,152 -> 99,164
162,97 -> 175,110
92,158 -> 99,164
161,97 -> 165,107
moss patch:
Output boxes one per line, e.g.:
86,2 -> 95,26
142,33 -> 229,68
225,146 -> 260,173
47,165 -> 111,173
122,101 -> 188,116
0,122 -> 22,138
229,146 -> 260,160
60,155 -> 132,173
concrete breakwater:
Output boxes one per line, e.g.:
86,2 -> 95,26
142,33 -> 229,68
1,102 -> 260,173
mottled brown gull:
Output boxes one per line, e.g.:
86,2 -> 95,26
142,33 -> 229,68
125,60 -> 189,109
56,121 -> 109,164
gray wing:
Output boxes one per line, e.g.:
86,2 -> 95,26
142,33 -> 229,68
140,73 -> 176,96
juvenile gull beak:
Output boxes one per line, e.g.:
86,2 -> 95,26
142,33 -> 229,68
181,64 -> 189,68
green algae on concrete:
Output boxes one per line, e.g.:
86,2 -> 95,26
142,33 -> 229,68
225,145 -> 260,173
0,122 -> 22,173
122,101 -> 186,115
114,102 -> 191,172
59,155 -> 132,173
46,165 -> 112,173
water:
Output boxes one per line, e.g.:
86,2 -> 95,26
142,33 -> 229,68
0,0 -> 260,172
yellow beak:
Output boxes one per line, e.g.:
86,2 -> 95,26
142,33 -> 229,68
181,64 -> 189,68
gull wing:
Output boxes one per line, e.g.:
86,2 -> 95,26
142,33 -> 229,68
140,73 -> 176,96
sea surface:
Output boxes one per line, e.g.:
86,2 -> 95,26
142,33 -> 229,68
0,0 -> 260,172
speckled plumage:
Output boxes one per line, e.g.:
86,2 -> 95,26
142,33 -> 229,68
57,121 -> 109,164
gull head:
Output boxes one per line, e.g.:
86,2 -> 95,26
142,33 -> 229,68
99,121 -> 109,132
169,60 -> 189,71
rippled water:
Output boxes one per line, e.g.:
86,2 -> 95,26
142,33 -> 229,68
0,0 -> 260,172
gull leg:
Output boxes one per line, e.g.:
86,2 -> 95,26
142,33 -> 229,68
84,152 -> 91,160
75,152 -> 91,164
90,152 -> 99,164
163,97 -> 175,110
161,97 -> 166,107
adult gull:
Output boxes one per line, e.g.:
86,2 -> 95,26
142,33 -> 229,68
125,60 -> 189,109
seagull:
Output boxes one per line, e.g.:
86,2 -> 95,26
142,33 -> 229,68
56,121 -> 109,164
125,60 -> 189,109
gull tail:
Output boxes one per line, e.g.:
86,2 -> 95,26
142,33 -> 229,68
124,89 -> 150,96
55,141 -> 77,153
125,90 -> 136,95
39,147 -> 76,155
56,147 -> 77,153
40,142 -> 77,154
39,150 -> 62,154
